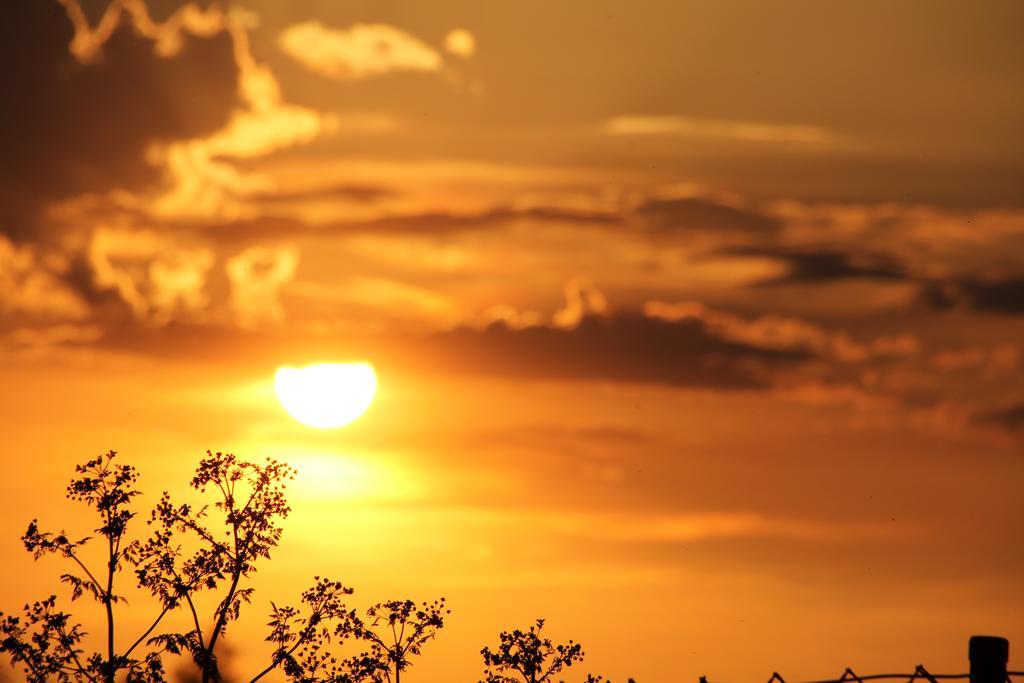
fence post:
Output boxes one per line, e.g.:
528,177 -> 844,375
969,635 -> 1008,683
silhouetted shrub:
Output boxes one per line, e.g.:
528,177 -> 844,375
0,451 -> 445,683
479,618 -> 611,683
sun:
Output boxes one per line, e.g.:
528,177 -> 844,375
274,362 -> 378,429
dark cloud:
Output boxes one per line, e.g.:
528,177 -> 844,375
972,403 -> 1024,434
361,206 -> 623,233
958,278 -> 1024,313
727,247 -> 1024,318
633,197 -> 780,233
920,277 -> 1024,314
0,0 -> 239,240
191,205 -> 623,243
426,313 -> 810,389
246,184 -> 396,205
728,247 -> 908,285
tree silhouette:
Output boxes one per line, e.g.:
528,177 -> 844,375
479,618 -> 606,683
0,451 -> 420,683
353,599 -> 450,683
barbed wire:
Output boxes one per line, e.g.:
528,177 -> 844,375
698,666 -> 1024,683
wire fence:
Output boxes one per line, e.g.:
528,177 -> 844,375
698,672 -> 1024,683
698,635 -> 1018,683
751,668 -> 1024,683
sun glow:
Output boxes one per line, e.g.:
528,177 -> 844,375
274,362 -> 378,428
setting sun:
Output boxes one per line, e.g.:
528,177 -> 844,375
274,362 -> 378,428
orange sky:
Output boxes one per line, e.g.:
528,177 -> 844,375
1,1 -> 1023,681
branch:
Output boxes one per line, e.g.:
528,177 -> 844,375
123,605 -> 170,659
104,533 -> 116,681
53,621 -> 97,683
183,589 -> 207,653
247,632 -> 310,683
66,550 -> 103,598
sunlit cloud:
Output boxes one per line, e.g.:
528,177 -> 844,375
0,236 -> 89,321
55,0 -> 336,222
225,245 -> 300,327
150,17 -> 335,219
443,28 -> 477,58
279,21 -> 444,80
476,304 -> 544,331
644,300 -> 919,364
87,228 -> 215,323
603,115 -> 835,145
148,247 -> 216,324
58,0 -> 234,61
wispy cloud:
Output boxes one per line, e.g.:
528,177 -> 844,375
603,115 -> 835,145
644,300 -> 919,364
542,510 -> 907,544
57,0 -> 231,62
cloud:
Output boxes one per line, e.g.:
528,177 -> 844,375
644,300 -> 917,364
58,0 -> 229,62
0,0 -> 239,239
634,195 -> 780,234
279,21 -> 443,80
429,288 -> 813,390
922,277 -> 1024,314
552,278 -> 610,329
972,403 -> 1024,435
246,183 -> 395,205
287,276 -> 461,330
147,246 -> 216,323
145,8 -> 335,220
443,28 -> 476,59
191,204 -> 623,244
543,510 -> 900,544
1,0 -> 338,235
0,0 -> 341,339
0,236 -> 89,323
1,323 -> 104,356
932,344 -> 1020,376
86,227 -> 215,324
225,245 -> 299,327
603,115 -> 835,145
729,247 -> 908,285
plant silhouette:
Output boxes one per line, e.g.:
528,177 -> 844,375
352,599 -> 450,683
135,451 -> 302,682
6,451 -> 161,682
479,618 -> 610,683
0,451 -> 445,683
